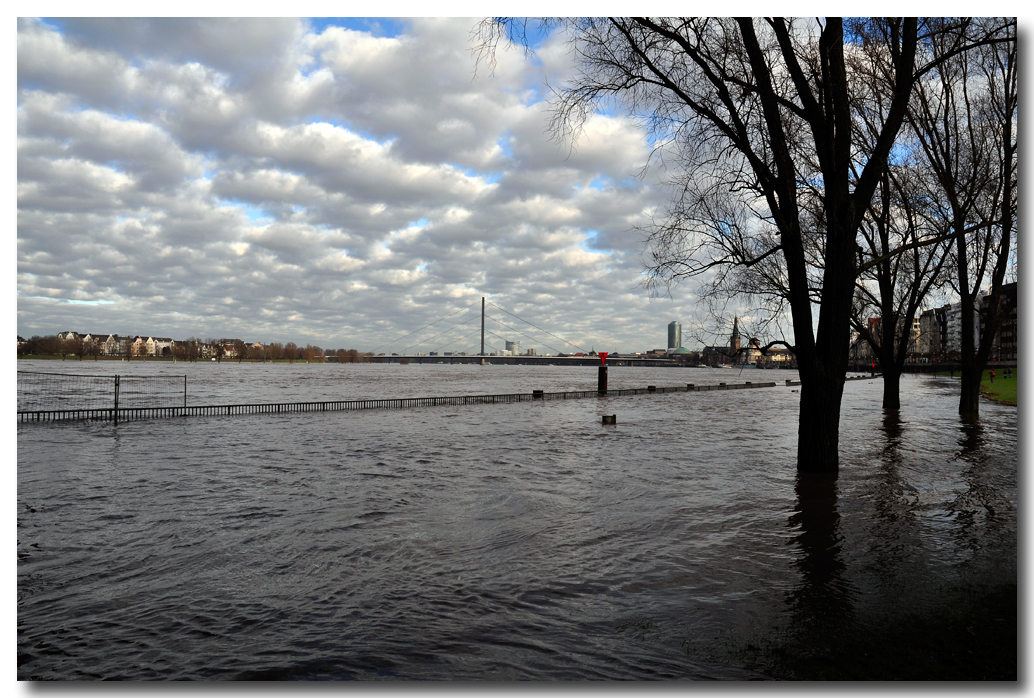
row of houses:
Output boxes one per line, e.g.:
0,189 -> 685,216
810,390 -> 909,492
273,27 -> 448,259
45,332 -> 251,359
850,282 -> 1017,363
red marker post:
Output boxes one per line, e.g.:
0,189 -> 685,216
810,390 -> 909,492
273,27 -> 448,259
598,352 -> 609,394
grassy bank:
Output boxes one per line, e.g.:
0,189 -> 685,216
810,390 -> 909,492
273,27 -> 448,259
934,368 -> 1017,406
980,368 -> 1017,405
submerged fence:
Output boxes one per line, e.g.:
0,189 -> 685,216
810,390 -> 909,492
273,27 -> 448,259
16,379 -> 784,424
17,371 -> 187,421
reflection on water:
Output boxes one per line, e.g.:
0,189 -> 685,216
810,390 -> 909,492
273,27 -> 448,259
958,418 -> 985,458
768,377 -> 1017,679
880,409 -> 903,458
784,473 -> 853,667
17,366 -> 1016,679
949,416 -> 1010,562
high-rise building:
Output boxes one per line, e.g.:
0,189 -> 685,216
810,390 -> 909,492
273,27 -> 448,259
667,321 -> 681,350
982,282 -> 1017,361
505,340 -> 521,355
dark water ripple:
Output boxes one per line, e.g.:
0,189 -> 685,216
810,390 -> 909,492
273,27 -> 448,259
18,365 -> 1016,679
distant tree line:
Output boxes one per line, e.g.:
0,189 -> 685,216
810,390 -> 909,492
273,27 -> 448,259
17,334 -> 102,359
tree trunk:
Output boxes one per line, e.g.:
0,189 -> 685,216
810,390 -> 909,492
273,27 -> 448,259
881,367 -> 901,410
957,307 -> 981,420
959,363 -> 982,420
794,184 -> 855,474
796,374 -> 845,473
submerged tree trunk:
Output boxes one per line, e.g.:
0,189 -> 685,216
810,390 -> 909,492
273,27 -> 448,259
957,288 -> 980,420
793,172 -> 857,473
959,366 -> 982,421
796,375 -> 847,472
882,368 -> 901,410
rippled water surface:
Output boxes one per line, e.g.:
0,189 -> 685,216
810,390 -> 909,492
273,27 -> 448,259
17,362 -> 1017,679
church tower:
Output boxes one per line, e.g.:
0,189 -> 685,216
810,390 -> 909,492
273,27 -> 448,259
730,316 -> 741,354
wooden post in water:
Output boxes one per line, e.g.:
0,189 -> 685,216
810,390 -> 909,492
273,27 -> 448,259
598,352 -> 609,395
113,375 -> 120,426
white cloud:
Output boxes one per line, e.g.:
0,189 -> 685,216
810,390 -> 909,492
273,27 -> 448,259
17,17 -> 707,352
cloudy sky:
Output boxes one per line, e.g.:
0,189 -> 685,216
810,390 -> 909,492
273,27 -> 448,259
16,17 -> 718,355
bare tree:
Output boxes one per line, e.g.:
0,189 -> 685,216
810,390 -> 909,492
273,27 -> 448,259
33,335 -> 58,356
182,337 -> 202,362
73,336 -> 91,360
851,163 -> 953,408
906,17 -> 1016,419
233,339 -> 248,363
477,17 -> 930,473
206,338 -> 225,362
477,17 -> 1013,471
59,335 -> 79,359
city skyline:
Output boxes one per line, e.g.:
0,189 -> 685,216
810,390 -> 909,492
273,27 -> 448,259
17,17 -> 725,353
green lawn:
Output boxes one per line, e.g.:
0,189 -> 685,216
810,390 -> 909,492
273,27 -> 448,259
981,368 -> 1017,405
935,368 -> 1017,405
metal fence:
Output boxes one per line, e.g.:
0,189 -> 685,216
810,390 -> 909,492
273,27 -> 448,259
16,380 -> 782,424
17,371 -> 187,415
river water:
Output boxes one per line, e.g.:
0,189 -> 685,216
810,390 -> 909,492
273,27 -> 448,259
17,361 -> 1017,680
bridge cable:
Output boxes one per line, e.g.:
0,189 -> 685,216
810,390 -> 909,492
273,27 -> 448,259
369,298 -> 481,354
401,311 -> 481,355
435,326 -> 486,354
485,300 -> 590,354
482,313 -> 569,356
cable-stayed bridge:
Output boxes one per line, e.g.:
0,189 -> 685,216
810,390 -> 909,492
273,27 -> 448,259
366,297 -> 680,367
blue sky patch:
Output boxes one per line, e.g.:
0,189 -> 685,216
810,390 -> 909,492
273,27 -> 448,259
580,229 -> 605,253
496,135 -> 515,160
307,17 -> 409,38
218,198 -> 272,224
447,163 -> 503,185
25,295 -> 115,305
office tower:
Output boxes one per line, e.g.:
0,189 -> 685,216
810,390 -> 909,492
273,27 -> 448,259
668,321 -> 681,350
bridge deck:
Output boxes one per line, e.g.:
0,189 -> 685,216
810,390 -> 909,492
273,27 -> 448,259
17,380 -> 801,424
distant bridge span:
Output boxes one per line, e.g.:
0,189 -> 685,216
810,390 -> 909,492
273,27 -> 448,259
367,354 -> 684,367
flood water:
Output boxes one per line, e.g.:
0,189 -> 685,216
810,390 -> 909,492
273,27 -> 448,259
17,361 -> 1017,679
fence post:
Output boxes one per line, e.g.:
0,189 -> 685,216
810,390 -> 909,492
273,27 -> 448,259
114,375 -> 120,426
